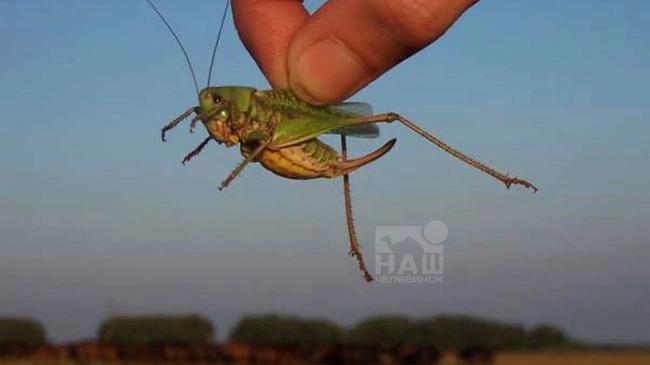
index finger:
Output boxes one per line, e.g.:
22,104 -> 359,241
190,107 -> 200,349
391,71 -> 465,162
232,0 -> 309,88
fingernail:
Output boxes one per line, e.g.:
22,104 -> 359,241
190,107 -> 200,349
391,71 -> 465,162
290,37 -> 370,104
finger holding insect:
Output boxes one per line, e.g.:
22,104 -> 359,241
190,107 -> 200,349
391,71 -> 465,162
149,0 -> 537,283
287,0 -> 480,104
232,0 -> 309,89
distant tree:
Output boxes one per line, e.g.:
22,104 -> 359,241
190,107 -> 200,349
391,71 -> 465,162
300,318 -> 344,346
0,318 -> 46,352
229,314 -> 342,346
98,314 -> 214,345
228,313 -> 578,352
527,324 -> 572,349
411,315 -> 528,351
346,315 -> 415,349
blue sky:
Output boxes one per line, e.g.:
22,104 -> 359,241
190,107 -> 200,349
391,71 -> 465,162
1,1 -> 649,343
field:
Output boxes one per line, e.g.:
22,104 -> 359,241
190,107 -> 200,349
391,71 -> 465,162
3,350 -> 650,365
493,350 -> 650,365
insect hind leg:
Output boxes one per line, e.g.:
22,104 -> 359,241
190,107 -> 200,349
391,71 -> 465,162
347,113 -> 538,192
340,135 -> 374,282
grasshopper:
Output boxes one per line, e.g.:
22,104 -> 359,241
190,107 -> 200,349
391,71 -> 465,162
147,0 -> 537,282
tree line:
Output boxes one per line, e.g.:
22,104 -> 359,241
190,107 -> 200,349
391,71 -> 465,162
1,313 -> 579,353
229,314 -> 580,351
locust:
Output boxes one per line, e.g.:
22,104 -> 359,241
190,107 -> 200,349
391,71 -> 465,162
147,0 -> 538,282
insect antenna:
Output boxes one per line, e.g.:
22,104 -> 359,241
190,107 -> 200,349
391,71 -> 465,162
146,0 -> 200,96
206,0 -> 231,87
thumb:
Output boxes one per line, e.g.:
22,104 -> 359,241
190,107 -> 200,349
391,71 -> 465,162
287,0 -> 479,105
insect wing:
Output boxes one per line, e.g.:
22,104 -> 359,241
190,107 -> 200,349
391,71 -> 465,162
272,114 -> 377,148
327,124 -> 379,138
331,102 -> 373,116
327,102 -> 379,138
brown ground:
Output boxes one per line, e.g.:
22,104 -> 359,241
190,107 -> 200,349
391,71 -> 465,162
494,350 -> 650,365
2,350 -> 650,365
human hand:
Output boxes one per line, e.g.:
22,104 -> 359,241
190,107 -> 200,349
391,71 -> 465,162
233,0 -> 479,105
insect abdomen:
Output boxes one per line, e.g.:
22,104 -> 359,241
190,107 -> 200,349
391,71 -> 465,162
243,139 -> 341,180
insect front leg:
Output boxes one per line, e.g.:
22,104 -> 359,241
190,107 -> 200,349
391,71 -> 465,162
181,137 -> 211,165
189,99 -> 231,133
349,113 -> 538,192
340,135 -> 374,282
218,139 -> 272,191
161,107 -> 198,141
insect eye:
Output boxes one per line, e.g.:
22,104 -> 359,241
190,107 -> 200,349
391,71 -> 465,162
213,94 -> 222,103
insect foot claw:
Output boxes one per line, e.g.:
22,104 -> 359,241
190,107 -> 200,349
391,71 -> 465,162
362,272 -> 374,282
503,176 -> 539,193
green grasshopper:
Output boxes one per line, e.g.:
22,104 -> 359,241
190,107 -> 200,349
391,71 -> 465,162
147,0 -> 537,282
